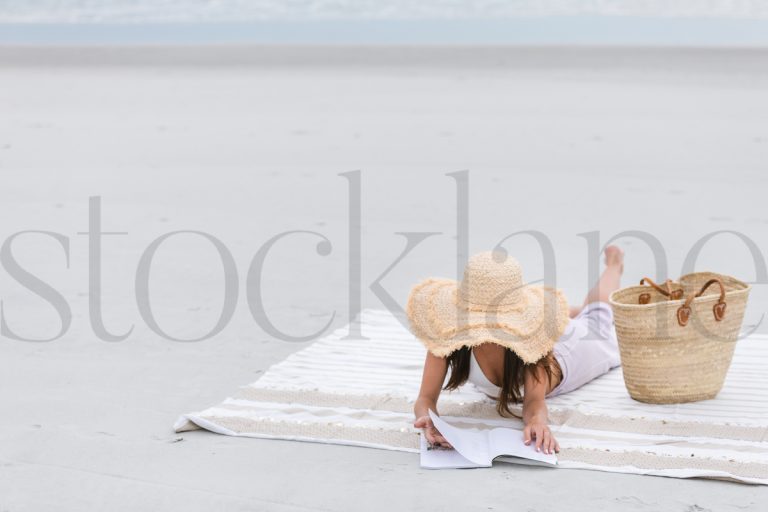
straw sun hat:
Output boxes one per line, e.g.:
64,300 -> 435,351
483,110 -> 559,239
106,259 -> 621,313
406,250 -> 570,364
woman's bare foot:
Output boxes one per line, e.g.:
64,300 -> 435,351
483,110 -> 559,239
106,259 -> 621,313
604,245 -> 624,275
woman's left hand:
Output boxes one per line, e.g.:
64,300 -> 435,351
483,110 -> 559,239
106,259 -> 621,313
523,423 -> 560,455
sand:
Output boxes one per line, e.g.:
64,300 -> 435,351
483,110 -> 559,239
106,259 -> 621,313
0,46 -> 766,511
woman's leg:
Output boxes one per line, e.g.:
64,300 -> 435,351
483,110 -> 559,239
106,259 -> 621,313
574,245 -> 624,315
549,246 -> 625,397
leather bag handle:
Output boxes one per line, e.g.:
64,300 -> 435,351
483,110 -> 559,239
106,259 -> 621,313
676,278 -> 727,327
638,277 -> 684,304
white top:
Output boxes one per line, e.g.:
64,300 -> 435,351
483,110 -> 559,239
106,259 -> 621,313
468,347 -> 502,399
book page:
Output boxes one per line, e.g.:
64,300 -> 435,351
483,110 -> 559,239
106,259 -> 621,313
419,434 -> 486,469
489,428 -> 558,466
428,409 -> 491,466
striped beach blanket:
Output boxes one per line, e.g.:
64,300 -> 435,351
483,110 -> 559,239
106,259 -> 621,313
174,309 -> 768,484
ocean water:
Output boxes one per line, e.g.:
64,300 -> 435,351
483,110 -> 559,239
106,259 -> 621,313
2,1 -> 768,45
2,1 -> 768,23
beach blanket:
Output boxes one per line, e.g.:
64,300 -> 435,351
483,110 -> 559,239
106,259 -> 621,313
174,309 -> 768,484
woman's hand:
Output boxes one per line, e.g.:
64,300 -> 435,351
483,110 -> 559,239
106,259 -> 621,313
522,367 -> 559,455
523,422 -> 560,455
414,415 -> 453,449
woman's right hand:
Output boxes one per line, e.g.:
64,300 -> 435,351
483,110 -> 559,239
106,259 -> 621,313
413,415 -> 453,449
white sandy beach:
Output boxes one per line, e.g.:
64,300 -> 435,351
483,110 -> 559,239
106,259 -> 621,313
0,46 -> 767,510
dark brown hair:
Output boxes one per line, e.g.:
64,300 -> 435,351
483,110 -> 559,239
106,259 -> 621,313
442,345 -> 560,418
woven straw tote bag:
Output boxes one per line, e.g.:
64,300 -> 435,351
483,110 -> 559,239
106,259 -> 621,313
609,273 -> 751,404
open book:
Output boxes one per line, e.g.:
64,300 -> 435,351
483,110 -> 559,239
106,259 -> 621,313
420,409 -> 558,469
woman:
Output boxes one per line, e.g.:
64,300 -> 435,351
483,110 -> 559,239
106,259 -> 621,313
407,246 -> 624,456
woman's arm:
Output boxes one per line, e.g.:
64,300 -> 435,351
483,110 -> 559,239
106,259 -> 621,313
522,365 -> 560,454
412,351 -> 452,447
